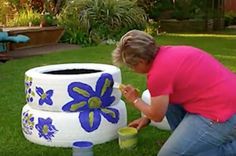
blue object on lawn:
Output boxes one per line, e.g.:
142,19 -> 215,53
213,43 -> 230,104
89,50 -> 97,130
0,32 -> 30,52
7,35 -> 30,43
0,43 -> 7,52
0,32 -> 8,52
0,32 -> 8,41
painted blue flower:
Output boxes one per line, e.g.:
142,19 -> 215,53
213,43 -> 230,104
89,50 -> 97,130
22,111 -> 34,135
62,73 -> 119,132
36,87 -> 53,106
35,117 -> 58,141
25,76 -> 35,103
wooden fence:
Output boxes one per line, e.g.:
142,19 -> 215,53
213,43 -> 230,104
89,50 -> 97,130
225,0 -> 236,12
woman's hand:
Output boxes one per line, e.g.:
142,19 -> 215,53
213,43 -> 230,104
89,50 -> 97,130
120,84 -> 169,122
128,117 -> 150,130
120,84 -> 139,105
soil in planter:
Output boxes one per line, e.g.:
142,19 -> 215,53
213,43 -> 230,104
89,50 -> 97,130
43,69 -> 102,75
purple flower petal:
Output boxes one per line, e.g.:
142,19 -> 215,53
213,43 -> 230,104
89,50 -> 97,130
39,98 -> 44,105
36,87 -> 44,96
100,108 -> 119,124
100,96 -> 115,107
96,73 -> 114,98
46,90 -> 53,98
44,97 -> 53,105
68,82 -> 95,99
79,109 -> 101,132
62,100 -> 88,112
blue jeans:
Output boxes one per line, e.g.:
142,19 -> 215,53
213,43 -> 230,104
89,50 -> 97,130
158,105 -> 236,156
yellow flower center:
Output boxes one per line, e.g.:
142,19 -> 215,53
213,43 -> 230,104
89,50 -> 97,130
42,125 -> 48,134
41,93 -> 47,99
88,97 -> 101,109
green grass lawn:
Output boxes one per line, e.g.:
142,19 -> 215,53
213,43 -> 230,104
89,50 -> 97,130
0,31 -> 236,156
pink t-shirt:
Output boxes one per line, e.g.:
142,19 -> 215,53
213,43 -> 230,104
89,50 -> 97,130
147,46 -> 236,122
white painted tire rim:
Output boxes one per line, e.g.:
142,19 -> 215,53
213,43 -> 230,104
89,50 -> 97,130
24,63 -> 122,112
22,100 -> 127,147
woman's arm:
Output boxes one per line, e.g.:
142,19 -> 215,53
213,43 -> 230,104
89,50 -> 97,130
120,84 -> 169,122
133,95 -> 169,122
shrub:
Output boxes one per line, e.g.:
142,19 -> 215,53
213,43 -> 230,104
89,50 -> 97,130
145,19 -> 160,36
224,11 -> 236,26
137,0 -> 174,20
57,0 -> 147,46
0,0 -> 7,25
7,9 -> 41,26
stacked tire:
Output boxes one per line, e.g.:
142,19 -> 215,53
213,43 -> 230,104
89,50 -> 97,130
141,90 -> 170,131
22,63 -> 127,147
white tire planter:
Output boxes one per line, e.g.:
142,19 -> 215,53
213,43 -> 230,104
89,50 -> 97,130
22,101 -> 127,147
141,90 -> 170,131
22,63 -> 127,147
25,63 -> 121,112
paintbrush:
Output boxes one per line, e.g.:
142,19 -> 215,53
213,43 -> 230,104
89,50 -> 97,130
113,82 -> 140,94
113,82 -> 125,90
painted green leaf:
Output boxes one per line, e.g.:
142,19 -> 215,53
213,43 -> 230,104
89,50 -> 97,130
89,112 -> 94,128
101,78 -> 111,96
73,87 -> 90,97
102,108 -> 116,118
70,101 -> 86,111
29,122 -> 34,127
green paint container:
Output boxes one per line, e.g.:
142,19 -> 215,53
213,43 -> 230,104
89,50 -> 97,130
118,127 -> 138,149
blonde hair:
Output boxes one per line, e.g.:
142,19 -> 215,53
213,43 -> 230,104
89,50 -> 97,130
112,30 -> 159,67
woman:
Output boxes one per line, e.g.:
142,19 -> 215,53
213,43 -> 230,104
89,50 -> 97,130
112,30 -> 236,156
